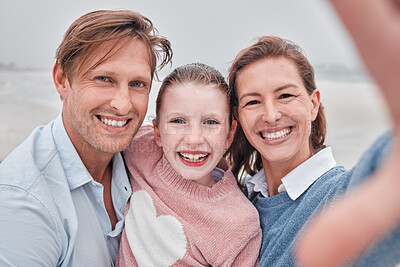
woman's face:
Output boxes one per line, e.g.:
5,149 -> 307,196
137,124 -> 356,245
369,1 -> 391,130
236,57 -> 320,168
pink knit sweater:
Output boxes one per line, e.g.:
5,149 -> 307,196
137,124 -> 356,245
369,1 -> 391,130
117,125 -> 261,266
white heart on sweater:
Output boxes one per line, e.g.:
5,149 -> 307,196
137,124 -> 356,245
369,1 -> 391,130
125,190 -> 187,266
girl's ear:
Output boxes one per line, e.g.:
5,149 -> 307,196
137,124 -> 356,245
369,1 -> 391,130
310,89 -> 321,121
225,120 -> 238,149
53,61 -> 69,99
152,119 -> 162,147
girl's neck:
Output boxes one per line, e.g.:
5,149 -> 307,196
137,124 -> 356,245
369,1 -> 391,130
191,173 -> 216,188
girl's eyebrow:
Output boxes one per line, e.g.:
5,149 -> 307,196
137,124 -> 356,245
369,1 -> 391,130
239,83 -> 299,101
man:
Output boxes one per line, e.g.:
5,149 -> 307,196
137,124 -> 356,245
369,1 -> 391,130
0,10 -> 172,266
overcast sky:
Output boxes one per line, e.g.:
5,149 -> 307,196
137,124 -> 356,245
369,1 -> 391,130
0,0 -> 363,76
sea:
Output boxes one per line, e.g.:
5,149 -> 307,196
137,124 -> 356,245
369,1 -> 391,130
0,67 -> 392,168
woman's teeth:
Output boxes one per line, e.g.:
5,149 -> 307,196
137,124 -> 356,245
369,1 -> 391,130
101,118 -> 127,127
261,128 -> 291,140
179,152 -> 208,162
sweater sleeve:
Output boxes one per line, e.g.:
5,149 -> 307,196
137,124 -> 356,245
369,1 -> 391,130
230,228 -> 262,267
346,131 -> 393,191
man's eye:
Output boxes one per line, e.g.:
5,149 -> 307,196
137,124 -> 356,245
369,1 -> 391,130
97,76 -> 110,82
131,81 -> 144,87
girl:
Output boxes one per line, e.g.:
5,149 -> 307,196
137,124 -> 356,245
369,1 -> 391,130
117,63 -> 261,266
227,36 -> 400,266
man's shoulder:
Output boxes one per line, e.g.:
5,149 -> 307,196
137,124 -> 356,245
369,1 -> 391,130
0,121 -> 61,190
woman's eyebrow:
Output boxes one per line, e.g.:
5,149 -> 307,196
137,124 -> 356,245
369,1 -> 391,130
274,84 -> 299,93
239,92 -> 262,101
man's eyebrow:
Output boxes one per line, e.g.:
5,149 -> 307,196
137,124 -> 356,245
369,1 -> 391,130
88,69 -> 151,81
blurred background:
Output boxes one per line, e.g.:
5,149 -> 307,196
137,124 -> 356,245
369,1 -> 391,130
0,0 -> 391,167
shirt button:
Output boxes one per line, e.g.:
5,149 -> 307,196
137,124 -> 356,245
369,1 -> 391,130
96,198 -> 101,204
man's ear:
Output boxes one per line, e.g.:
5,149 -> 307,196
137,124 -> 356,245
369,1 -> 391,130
53,61 -> 69,99
152,119 -> 162,147
225,120 -> 238,150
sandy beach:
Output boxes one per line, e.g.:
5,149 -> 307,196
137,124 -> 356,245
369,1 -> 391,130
0,72 -> 392,169
0,97 -> 59,161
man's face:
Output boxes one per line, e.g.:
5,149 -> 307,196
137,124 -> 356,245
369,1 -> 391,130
59,38 -> 152,156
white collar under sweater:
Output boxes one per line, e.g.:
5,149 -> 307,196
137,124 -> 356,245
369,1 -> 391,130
246,147 -> 337,200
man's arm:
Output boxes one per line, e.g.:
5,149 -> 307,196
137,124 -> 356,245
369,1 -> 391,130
0,186 -> 61,266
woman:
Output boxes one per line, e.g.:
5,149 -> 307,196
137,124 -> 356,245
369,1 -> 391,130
226,36 -> 400,266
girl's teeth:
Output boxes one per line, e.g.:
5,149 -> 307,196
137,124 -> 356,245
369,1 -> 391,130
101,118 -> 127,127
261,128 -> 291,140
179,152 -> 208,162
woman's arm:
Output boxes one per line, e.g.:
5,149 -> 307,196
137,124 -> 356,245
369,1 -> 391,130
297,1 -> 400,266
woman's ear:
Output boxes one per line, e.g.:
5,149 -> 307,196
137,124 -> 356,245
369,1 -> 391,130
233,107 -> 239,122
152,119 -> 162,147
310,89 -> 321,121
225,120 -> 238,149
53,61 -> 69,99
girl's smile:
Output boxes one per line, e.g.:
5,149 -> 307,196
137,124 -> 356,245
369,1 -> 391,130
153,82 -> 236,187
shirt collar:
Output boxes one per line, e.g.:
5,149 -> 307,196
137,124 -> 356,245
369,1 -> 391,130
52,113 -> 131,193
246,147 -> 337,200
53,113 -> 92,190
246,169 -> 269,200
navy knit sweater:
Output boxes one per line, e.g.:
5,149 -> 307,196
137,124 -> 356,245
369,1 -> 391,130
253,132 -> 400,266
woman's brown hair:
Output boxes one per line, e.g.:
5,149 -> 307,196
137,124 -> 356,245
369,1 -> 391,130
226,36 -> 326,183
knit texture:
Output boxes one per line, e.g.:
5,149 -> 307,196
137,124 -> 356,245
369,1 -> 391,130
117,126 -> 261,266
255,131 -> 400,266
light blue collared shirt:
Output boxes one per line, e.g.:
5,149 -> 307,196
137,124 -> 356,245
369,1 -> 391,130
246,147 -> 337,200
0,114 -> 132,266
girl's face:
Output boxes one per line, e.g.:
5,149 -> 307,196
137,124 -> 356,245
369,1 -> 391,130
236,57 -> 320,170
153,82 -> 236,187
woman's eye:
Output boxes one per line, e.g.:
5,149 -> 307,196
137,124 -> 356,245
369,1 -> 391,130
204,120 -> 218,125
280,93 -> 293,99
171,118 -> 185,124
245,100 -> 259,106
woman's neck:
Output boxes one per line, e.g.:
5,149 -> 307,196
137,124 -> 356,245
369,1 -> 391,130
262,149 -> 314,197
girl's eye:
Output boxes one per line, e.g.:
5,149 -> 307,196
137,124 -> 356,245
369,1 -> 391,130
204,120 -> 218,125
171,118 -> 185,124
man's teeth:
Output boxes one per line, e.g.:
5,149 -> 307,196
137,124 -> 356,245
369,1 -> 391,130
261,128 -> 291,140
101,118 -> 127,127
179,152 -> 208,162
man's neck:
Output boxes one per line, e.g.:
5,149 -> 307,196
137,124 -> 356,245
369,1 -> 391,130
79,149 -> 114,184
